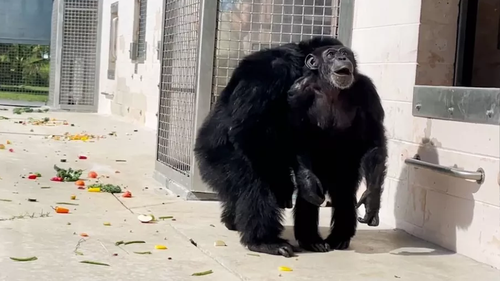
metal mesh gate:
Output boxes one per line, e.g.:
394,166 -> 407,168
49,0 -> 101,111
156,0 -> 201,182
213,0 -> 340,101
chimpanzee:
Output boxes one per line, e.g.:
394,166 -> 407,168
288,45 -> 387,252
194,37 -> 385,258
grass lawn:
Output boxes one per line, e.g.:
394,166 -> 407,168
0,91 -> 48,102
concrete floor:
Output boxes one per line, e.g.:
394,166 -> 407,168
0,108 -> 498,281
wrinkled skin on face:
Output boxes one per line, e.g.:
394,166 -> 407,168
305,45 -> 357,89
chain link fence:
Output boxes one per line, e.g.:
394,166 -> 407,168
0,44 -> 50,103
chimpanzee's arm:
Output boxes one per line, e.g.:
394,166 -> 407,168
354,75 -> 388,227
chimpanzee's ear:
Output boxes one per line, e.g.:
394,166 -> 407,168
305,54 -> 318,70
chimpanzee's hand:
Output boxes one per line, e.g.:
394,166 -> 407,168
356,189 -> 380,226
296,168 -> 325,207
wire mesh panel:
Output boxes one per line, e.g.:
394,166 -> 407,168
0,44 -> 50,104
58,0 -> 99,108
213,0 -> 340,102
138,0 -> 148,60
157,0 -> 201,177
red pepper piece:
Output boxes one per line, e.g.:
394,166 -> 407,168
28,174 -> 37,180
78,155 -> 87,160
122,191 -> 132,198
51,177 -> 63,182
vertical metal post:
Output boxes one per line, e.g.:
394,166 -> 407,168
93,0 -> 104,112
52,0 -> 65,109
338,0 -> 355,47
190,0 -> 218,196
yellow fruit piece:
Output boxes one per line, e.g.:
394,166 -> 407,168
88,187 -> 101,192
103,222 -> 111,226
70,195 -> 76,200
278,266 -> 293,272
6,140 -> 11,144
0,144 -> 4,149
155,245 -> 167,250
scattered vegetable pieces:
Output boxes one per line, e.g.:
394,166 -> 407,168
247,253 -> 260,257
80,233 -> 89,237
155,245 -> 167,250
10,256 -> 38,262
0,199 -> 12,202
6,140 -> 11,144
134,251 -> 152,255
41,186 -> 51,189
278,266 -> 293,272
115,241 -> 124,246
88,187 -> 100,192
88,183 -> 122,194
138,214 -> 154,223
214,240 -> 227,247
75,251 -> 84,256
75,180 -> 85,187
123,241 -> 145,245
55,202 -> 79,206
0,144 -> 4,149
80,260 -> 110,266
70,195 -> 76,200
122,191 -> 132,198
78,155 -> 88,160
8,148 -> 13,152
88,171 -> 98,178
192,270 -> 213,276
103,222 -> 111,226
159,216 -> 173,220
27,174 -> 37,180
54,206 -> 69,214
28,198 -> 37,202
54,165 -> 83,182
51,177 -> 63,182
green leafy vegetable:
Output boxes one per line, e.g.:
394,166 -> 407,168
192,270 -> 213,276
53,165 -> 83,182
88,183 -> 122,194
80,260 -> 110,266
124,241 -> 145,245
10,256 -> 38,262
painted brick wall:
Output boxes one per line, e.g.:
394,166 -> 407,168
98,0 -> 163,129
352,0 -> 500,269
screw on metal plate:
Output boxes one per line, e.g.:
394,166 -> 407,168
415,104 -> 422,111
486,109 -> 494,118
448,107 -> 454,115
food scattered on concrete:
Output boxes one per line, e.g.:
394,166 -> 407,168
278,266 -> 293,272
214,240 -> 227,247
53,165 -> 83,182
10,256 -> 38,262
191,270 -> 213,276
155,245 -> 167,250
79,260 -> 110,266
138,214 -> 154,223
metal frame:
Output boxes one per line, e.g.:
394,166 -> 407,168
337,0 -> 355,47
49,0 -> 65,109
49,0 -> 102,112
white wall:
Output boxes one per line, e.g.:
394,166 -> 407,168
98,0 -> 163,129
352,0 -> 500,269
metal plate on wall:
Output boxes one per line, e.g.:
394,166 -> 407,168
413,85 -> 500,125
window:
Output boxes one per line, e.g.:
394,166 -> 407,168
130,0 -> 147,63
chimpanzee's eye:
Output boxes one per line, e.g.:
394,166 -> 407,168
326,51 -> 335,59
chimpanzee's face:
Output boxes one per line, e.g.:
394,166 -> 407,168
305,45 -> 356,89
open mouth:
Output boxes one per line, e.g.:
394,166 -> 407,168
334,67 -> 352,76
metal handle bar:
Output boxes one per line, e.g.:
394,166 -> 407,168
404,155 -> 485,184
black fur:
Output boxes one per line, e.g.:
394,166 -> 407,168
288,45 -> 388,252
194,36 -> 343,257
